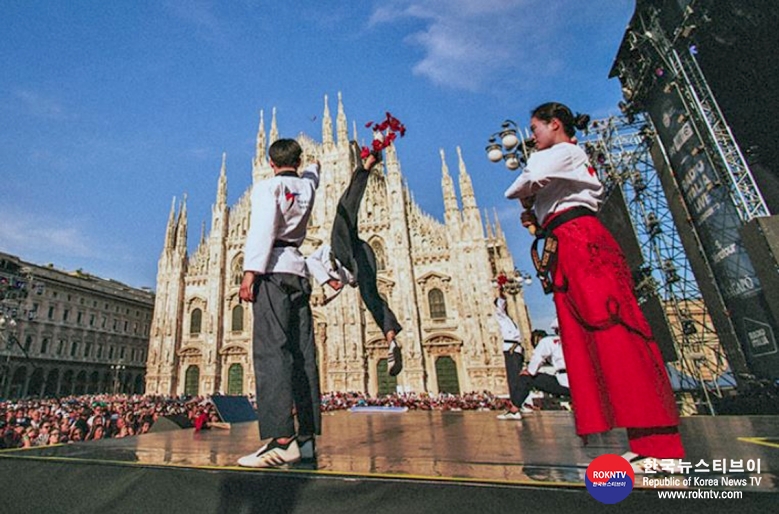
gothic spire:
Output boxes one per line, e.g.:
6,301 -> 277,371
484,209 -> 494,239
493,208 -> 504,239
440,149 -> 459,213
165,196 -> 177,249
457,146 -> 476,210
322,94 -> 333,146
270,107 -> 279,144
176,194 -> 188,252
385,142 -> 400,177
336,91 -> 348,145
216,152 -> 227,207
254,109 -> 266,168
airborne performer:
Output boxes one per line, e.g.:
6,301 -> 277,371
504,102 -> 684,472
306,140 -> 403,377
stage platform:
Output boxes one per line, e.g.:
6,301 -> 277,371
1,410 -> 778,513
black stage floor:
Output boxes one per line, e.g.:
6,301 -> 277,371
1,410 -> 778,513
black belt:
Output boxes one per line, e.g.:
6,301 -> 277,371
556,368 -> 567,374
531,207 -> 596,295
542,206 -> 596,234
273,240 -> 298,248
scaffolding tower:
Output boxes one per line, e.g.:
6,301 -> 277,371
620,1 -> 769,222
582,114 -> 733,414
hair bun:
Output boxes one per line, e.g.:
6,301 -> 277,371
573,113 -> 591,130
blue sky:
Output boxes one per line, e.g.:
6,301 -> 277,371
0,0 -> 635,330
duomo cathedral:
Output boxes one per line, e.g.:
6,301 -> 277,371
145,94 -> 531,397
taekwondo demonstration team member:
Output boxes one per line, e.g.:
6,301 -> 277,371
516,318 -> 570,412
493,282 -> 525,420
505,101 -> 684,472
305,142 -> 403,377
238,138 -> 320,468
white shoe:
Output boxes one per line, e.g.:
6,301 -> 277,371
559,401 -> 572,411
496,411 -> 522,420
238,439 -> 301,468
520,404 -> 534,414
622,451 -> 647,473
387,340 -> 403,376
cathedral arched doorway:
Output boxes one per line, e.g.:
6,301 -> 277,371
227,364 -> 243,395
61,369 -> 74,396
44,369 -> 59,397
9,366 -> 27,398
133,374 -> 144,394
376,359 -> 397,396
88,371 -> 100,393
102,371 -> 113,393
75,370 -> 88,395
435,356 -> 460,394
184,365 -> 200,396
28,367 -> 45,398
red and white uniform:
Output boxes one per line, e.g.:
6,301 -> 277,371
505,142 -> 683,459
244,164 -> 320,276
527,335 -> 568,388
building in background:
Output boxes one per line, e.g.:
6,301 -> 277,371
0,252 -> 154,399
145,94 -> 531,397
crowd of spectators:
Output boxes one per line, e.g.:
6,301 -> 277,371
1,391 -> 509,449
320,391 -> 507,411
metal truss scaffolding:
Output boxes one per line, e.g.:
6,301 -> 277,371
616,0 -> 769,222
583,114 -> 733,414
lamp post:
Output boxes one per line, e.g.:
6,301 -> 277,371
111,362 -> 126,394
485,120 -> 535,170
0,314 -> 17,398
496,269 -> 533,296
494,269 -> 533,355
0,266 -> 41,398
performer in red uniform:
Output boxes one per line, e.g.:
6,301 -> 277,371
504,102 -> 684,470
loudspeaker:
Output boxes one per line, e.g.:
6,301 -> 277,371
742,216 -> 779,332
211,395 -> 257,424
694,1 -> 779,213
600,187 -> 677,361
148,414 -> 194,433
599,186 -> 644,272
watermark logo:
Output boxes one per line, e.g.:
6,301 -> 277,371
585,454 -> 634,504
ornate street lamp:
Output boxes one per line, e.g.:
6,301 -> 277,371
111,363 -> 126,394
485,120 -> 535,170
495,269 -> 533,296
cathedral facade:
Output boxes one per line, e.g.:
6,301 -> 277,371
145,94 -> 531,397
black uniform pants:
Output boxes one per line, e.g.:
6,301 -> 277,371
516,372 -> 570,407
251,273 -> 320,439
330,165 -> 402,337
503,349 -> 525,408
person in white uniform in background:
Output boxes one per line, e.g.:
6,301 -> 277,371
494,284 -> 526,420
516,318 -> 571,413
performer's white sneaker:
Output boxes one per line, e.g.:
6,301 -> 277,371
496,411 -> 522,420
388,340 -> 403,376
238,438 -> 300,468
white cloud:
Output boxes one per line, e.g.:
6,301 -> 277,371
0,207 -> 104,261
369,0 -> 559,92
13,89 -> 69,120
163,0 -> 226,42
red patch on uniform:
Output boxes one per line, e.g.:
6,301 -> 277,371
284,187 -> 299,203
